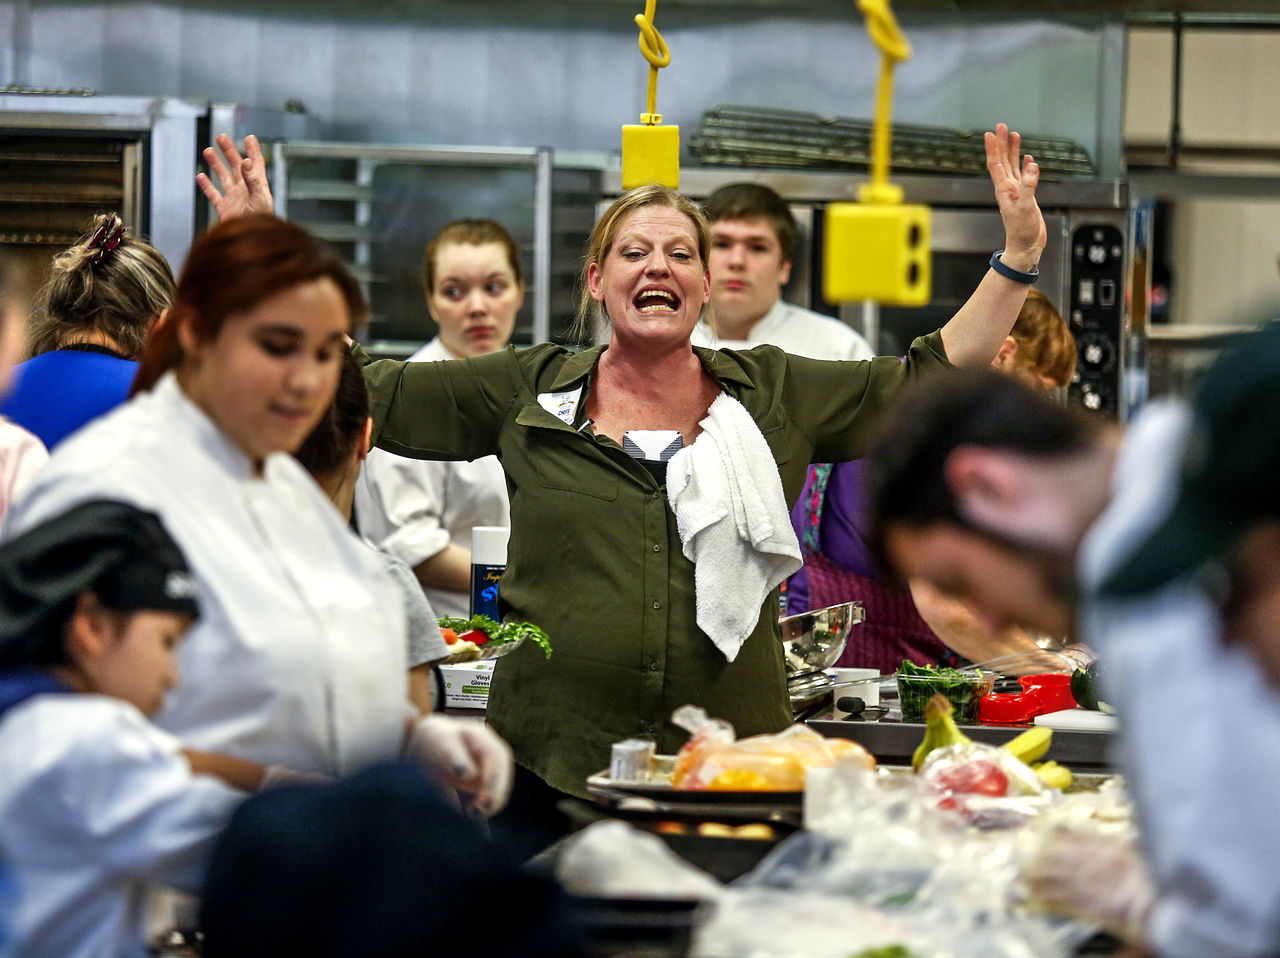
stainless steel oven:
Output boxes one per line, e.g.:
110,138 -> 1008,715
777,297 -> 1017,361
600,168 -> 1131,417
0,92 -> 316,283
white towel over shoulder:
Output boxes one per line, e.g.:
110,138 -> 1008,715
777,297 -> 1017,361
666,393 -> 802,662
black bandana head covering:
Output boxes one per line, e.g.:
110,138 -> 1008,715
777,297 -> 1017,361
0,500 -> 199,668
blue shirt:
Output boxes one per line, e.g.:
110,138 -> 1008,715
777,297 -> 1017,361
0,350 -> 138,450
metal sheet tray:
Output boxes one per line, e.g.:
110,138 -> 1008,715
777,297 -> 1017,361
808,715 -> 1114,769
587,755 -> 804,818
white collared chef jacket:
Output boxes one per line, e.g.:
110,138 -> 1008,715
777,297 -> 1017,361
0,695 -> 243,958
4,373 -> 408,776
1079,402 -> 1280,957
690,299 -> 876,361
355,336 -> 510,619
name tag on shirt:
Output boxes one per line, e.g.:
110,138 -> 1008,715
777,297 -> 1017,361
536,386 -> 584,425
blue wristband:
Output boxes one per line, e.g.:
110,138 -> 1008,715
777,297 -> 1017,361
990,250 -> 1039,284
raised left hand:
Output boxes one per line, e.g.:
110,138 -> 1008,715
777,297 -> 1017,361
196,133 -> 276,223
984,123 -> 1046,271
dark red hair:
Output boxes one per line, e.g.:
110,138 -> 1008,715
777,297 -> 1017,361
132,215 -> 366,394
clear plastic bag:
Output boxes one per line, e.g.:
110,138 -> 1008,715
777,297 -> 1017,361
917,741 -> 1053,829
701,756 -> 1104,957
670,705 -> 873,791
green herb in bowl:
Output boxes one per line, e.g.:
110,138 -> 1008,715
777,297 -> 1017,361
895,660 -> 992,723
437,614 -> 553,660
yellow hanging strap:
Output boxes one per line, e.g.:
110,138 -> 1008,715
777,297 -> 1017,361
621,0 -> 680,189
635,0 -> 671,124
821,0 -> 931,306
857,0 -> 911,204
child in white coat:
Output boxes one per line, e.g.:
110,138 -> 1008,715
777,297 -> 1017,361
0,500 -> 262,958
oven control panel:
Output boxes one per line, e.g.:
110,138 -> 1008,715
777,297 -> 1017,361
1068,224 -> 1125,416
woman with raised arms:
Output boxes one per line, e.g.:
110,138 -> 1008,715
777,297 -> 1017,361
200,127 -> 1044,812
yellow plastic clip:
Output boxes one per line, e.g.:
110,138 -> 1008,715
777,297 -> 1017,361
621,0 -> 679,190
823,0 -> 931,306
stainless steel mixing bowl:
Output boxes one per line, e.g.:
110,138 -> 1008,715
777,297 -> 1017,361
779,600 -> 864,676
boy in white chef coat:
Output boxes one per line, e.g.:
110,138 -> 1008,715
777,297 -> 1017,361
691,182 -> 875,361
0,500 -> 271,958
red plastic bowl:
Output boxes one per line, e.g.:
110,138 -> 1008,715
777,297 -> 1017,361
977,673 -> 1076,724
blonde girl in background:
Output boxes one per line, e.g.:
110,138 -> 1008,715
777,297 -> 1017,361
356,218 -> 521,618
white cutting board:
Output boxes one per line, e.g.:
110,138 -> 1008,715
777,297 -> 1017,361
1033,708 -> 1118,732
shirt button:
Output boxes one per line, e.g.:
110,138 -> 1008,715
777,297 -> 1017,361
652,543 -> 661,553
648,662 -> 660,672
652,600 -> 661,610
651,491 -> 661,501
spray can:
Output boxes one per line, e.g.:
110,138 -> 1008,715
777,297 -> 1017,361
470,526 -> 509,620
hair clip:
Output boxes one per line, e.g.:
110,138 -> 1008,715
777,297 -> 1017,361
87,223 -> 127,267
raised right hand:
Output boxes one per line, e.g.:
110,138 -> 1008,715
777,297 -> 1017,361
196,133 -> 276,223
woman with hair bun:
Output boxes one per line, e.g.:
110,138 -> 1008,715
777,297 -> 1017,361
0,213 -> 175,450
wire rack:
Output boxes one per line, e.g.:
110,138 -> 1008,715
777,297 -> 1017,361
689,105 -> 1095,179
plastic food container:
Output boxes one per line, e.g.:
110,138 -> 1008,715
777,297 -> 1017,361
896,671 -> 994,723
978,673 -> 1077,724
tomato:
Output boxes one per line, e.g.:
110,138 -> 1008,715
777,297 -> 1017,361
933,759 -> 1009,797
440,628 -> 458,646
457,628 -> 490,647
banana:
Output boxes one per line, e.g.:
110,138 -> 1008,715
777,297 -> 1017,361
1001,726 -> 1053,765
911,693 -> 971,771
1032,760 -> 1073,790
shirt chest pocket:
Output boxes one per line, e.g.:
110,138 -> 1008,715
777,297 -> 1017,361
512,405 -> 620,502
760,423 -> 794,467
760,422 -> 812,504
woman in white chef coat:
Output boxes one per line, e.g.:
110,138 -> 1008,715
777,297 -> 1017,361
355,218 -> 520,618
5,214 -> 512,814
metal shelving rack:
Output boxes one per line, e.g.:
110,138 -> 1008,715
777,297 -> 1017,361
273,142 -> 554,353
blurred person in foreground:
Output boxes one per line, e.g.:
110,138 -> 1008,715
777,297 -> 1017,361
0,249 -> 42,951
199,762 -> 585,958
0,502 -> 261,958
864,321 -> 1280,957
788,288 -> 1078,673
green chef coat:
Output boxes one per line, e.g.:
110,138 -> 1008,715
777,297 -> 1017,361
358,332 -> 953,798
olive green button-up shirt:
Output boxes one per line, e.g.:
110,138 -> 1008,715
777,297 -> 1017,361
359,331 -> 952,797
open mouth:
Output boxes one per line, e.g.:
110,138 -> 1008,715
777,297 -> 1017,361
634,287 -> 680,314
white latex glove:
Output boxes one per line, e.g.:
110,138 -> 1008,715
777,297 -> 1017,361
405,714 -> 514,817
1024,828 -> 1155,942
259,765 -> 334,790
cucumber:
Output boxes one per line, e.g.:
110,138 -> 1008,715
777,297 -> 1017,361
1070,662 -> 1112,712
